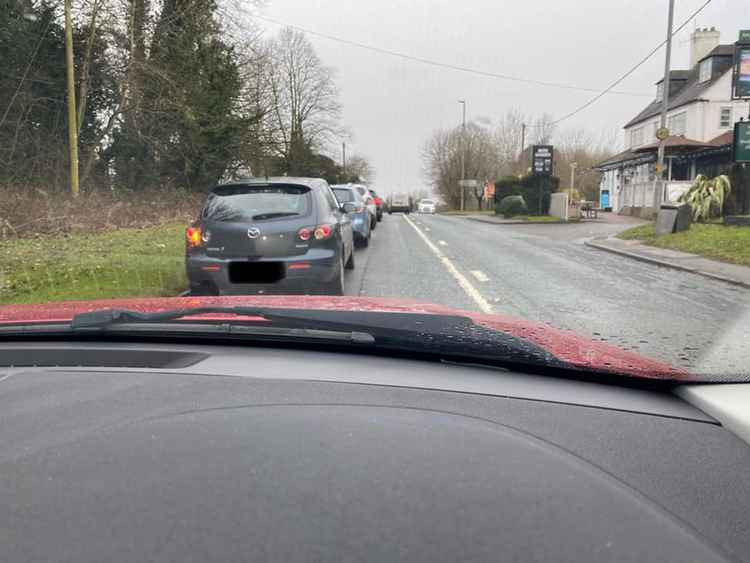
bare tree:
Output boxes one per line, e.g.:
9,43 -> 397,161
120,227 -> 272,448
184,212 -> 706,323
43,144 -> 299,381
264,27 -> 341,173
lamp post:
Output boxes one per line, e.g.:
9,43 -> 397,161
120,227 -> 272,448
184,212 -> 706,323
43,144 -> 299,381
654,0 -> 676,213
64,0 -> 79,197
458,100 -> 466,211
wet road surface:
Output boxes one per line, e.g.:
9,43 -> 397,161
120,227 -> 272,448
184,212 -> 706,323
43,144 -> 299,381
347,213 -> 750,375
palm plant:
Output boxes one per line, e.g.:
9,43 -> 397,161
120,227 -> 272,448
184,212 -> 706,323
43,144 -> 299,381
678,174 -> 732,222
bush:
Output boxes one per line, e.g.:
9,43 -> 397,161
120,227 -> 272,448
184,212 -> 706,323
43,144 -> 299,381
498,195 -> 527,218
678,175 -> 731,222
494,174 -> 559,215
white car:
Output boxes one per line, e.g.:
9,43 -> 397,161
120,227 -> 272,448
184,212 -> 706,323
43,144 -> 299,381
352,184 -> 377,229
418,199 -> 436,214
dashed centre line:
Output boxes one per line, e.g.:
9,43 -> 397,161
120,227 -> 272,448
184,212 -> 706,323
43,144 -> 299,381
470,270 -> 490,282
402,214 -> 493,314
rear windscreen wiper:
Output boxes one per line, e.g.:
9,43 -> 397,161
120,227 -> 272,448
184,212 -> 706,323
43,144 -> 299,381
251,212 -> 300,220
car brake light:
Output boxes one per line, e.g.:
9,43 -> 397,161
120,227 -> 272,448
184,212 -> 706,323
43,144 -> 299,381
186,227 -> 202,247
314,224 -> 332,240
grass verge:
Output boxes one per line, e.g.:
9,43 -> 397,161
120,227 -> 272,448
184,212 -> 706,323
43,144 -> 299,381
616,223 -> 750,267
439,210 -> 496,216
0,223 -> 187,305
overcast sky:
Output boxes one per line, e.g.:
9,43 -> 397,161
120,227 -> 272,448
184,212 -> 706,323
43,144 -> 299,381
256,0 -> 744,195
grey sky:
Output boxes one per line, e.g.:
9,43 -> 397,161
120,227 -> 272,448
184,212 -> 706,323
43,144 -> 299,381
257,0 -> 745,195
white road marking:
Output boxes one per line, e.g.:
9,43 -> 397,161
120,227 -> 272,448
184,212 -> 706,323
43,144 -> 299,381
402,215 -> 493,314
470,270 -> 490,282
438,240 -> 447,246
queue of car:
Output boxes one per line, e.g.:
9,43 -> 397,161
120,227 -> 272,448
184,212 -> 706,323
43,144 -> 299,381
185,177 -> 387,297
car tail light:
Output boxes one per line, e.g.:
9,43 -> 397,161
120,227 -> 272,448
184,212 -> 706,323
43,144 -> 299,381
299,224 -> 333,241
314,224 -> 332,240
186,227 -> 202,247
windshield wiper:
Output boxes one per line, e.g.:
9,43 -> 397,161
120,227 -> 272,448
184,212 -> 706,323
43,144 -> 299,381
251,212 -> 299,220
67,307 -> 375,344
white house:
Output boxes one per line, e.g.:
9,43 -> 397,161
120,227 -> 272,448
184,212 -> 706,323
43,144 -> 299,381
597,28 -> 744,214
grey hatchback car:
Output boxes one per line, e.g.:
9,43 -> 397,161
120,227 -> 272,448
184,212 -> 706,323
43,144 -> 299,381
186,178 -> 355,296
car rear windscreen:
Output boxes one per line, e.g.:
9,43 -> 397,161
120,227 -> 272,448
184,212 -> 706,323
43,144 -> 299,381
203,185 -> 311,222
332,188 -> 356,203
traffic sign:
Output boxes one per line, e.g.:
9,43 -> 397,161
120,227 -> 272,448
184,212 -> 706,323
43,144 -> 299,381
531,145 -> 554,176
733,121 -> 750,163
656,127 -> 670,141
458,179 -> 478,188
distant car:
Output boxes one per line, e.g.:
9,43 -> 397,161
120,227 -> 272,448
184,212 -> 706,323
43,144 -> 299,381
351,184 -> 377,230
332,185 -> 371,247
418,199 -> 436,214
186,177 -> 355,296
388,193 -> 410,214
368,188 -> 384,221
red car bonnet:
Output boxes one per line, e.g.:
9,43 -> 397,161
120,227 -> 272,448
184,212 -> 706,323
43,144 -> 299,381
0,295 -> 686,380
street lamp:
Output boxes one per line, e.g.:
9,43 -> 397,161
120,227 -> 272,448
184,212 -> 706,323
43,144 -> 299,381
458,100 -> 466,211
570,162 -> 578,202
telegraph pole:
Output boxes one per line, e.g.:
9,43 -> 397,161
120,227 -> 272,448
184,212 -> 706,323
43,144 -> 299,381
64,0 -> 80,197
459,100 -> 466,211
570,162 -> 578,200
342,142 -> 346,178
654,0 -> 676,213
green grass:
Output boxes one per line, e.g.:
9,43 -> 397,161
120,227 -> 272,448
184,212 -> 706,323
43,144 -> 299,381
617,223 -> 750,267
0,223 -> 187,305
439,210 -> 496,216
512,215 -> 567,223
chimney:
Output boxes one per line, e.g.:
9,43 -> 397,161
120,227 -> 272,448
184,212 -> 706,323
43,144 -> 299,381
690,27 -> 720,68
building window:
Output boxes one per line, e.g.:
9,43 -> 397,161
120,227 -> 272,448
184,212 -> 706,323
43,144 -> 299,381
720,107 -> 732,128
656,82 -> 664,102
652,121 -> 659,139
630,127 -> 644,148
699,58 -> 712,82
668,112 -> 687,136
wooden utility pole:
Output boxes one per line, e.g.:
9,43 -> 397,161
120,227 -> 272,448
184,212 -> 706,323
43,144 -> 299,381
64,0 -> 80,197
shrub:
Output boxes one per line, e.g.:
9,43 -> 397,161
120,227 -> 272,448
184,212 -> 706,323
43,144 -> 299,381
678,174 -> 731,222
494,174 -> 559,215
498,195 -> 528,218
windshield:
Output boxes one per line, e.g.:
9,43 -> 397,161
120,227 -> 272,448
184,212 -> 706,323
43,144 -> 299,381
1,1 -> 748,382
203,185 -> 311,222
331,188 -> 357,203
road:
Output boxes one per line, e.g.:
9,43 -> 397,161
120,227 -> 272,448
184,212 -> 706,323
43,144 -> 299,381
345,213 -> 750,375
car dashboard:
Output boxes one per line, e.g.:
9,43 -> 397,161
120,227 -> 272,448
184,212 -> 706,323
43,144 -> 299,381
1,341 -> 749,563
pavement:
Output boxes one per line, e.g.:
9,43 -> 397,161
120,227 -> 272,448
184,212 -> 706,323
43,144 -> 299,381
585,236 -> 750,289
346,212 -> 750,375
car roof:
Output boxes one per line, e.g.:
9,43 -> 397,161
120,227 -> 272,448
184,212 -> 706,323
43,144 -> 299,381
212,177 -> 328,192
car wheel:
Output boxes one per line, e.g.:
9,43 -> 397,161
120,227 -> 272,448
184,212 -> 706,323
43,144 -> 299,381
360,232 -> 370,248
325,253 -> 345,295
371,216 -> 377,230
345,246 -> 355,270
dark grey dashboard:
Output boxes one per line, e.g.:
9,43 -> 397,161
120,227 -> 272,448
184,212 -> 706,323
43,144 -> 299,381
1,342 -> 749,563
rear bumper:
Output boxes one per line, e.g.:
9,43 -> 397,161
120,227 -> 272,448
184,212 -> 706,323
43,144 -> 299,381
186,249 -> 339,295
389,206 -> 410,213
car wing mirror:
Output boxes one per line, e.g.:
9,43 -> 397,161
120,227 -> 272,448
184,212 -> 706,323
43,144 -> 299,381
342,202 -> 357,214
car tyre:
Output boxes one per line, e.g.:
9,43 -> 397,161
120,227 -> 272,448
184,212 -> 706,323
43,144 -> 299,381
371,216 -> 377,230
325,253 -> 345,295
345,246 -> 355,270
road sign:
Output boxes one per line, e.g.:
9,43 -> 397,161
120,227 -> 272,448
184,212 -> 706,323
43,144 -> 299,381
656,127 -> 670,141
531,145 -> 554,176
458,179 -> 478,188
733,121 -> 750,163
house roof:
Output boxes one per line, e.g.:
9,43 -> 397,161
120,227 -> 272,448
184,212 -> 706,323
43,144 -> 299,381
633,135 -> 714,152
655,70 -> 691,84
707,130 -> 733,146
698,44 -> 735,63
624,44 -> 735,129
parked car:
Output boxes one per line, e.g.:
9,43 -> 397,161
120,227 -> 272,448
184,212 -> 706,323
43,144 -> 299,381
351,184 -> 377,229
388,193 -> 411,214
332,184 -> 372,247
186,178 -> 354,296
418,198 -> 437,214
368,188 -> 384,221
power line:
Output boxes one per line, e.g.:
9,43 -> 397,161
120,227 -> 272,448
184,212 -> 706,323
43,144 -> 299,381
547,0 -> 714,126
254,14 -> 650,98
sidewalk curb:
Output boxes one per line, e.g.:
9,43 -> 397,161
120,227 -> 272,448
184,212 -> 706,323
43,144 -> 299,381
584,237 -> 750,289
466,216 -> 570,226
